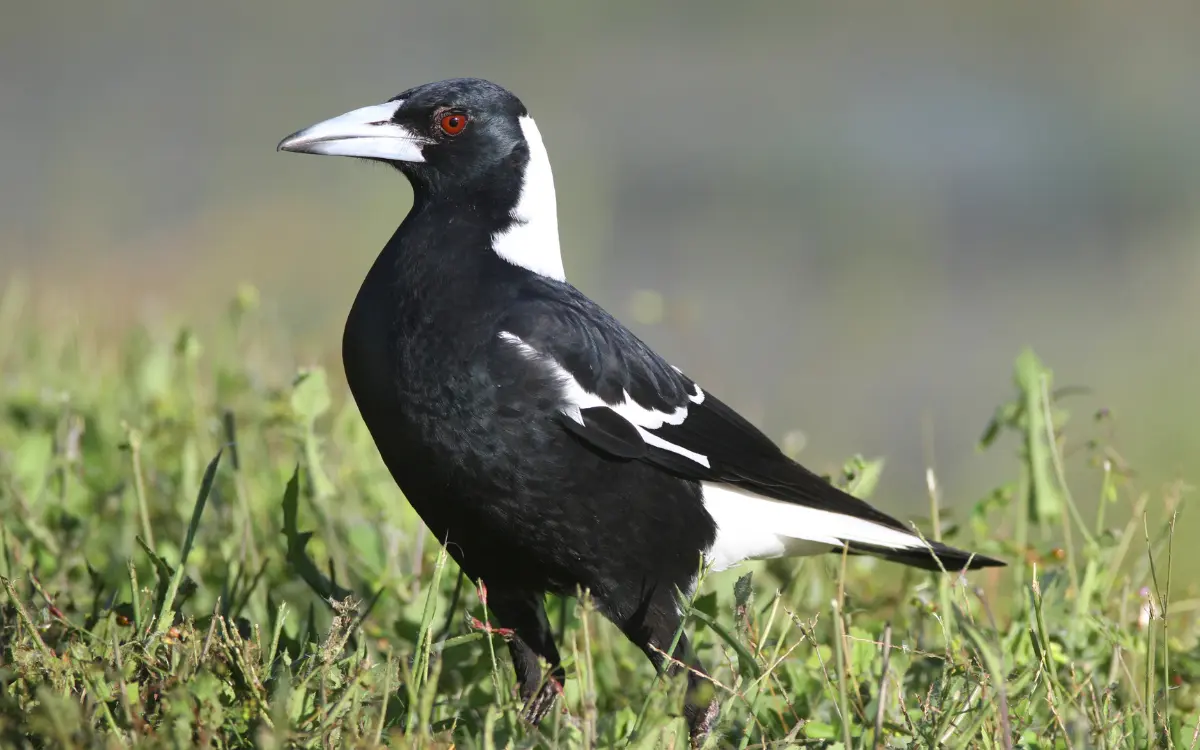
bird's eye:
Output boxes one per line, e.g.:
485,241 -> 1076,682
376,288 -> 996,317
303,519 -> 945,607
439,113 -> 468,136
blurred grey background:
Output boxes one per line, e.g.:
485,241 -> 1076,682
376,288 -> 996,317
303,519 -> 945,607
2,0 -> 1197,530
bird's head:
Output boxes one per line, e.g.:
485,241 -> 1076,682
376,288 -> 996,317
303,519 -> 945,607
278,77 -> 538,194
278,77 -> 563,279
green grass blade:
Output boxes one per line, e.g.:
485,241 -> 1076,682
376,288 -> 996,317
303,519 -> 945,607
155,449 -> 221,635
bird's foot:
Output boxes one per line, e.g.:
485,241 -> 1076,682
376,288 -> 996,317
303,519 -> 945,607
470,583 -> 516,637
520,677 -> 564,725
685,699 -> 720,748
467,615 -> 515,639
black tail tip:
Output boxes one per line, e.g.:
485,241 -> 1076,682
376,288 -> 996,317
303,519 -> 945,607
847,541 -> 1006,572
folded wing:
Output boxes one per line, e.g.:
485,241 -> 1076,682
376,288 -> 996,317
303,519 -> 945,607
497,283 -> 1003,572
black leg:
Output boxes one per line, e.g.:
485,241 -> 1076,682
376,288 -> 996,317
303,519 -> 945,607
485,588 -> 565,725
613,591 -> 720,747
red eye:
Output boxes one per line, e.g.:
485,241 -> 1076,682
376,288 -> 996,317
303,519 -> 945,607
439,113 -> 468,135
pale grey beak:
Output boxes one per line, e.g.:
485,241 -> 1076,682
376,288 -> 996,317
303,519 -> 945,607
277,100 -> 429,162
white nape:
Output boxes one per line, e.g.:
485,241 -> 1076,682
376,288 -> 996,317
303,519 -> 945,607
498,331 -> 711,468
491,117 -> 566,281
701,483 -> 925,571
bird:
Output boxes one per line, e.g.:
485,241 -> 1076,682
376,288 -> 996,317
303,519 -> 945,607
277,77 -> 1003,745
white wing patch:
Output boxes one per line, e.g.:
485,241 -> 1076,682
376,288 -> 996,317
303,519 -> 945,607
491,117 -> 566,281
702,483 -> 926,571
499,331 -> 710,467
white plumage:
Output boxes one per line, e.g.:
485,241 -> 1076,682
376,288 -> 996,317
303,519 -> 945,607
701,483 -> 926,571
490,117 -> 565,281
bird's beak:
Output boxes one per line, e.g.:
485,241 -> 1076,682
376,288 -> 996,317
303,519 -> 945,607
277,100 -> 428,162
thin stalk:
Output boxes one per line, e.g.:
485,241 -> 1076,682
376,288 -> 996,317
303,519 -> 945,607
832,545 -> 854,748
581,593 -> 597,750
927,467 -> 954,639
1013,467 -> 1031,593
1039,376 -> 1083,598
374,651 -> 393,745
1096,458 -> 1116,537
223,410 -> 262,573
127,427 -> 155,551
1163,511 -> 1176,747
81,671 -> 124,741
127,559 -> 143,635
872,622 -> 892,750
2,577 -> 52,658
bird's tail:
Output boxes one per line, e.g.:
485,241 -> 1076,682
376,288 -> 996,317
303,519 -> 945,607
701,483 -> 1006,572
845,540 -> 1005,572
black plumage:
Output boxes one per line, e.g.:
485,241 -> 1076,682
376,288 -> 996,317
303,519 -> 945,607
278,77 -> 1003,743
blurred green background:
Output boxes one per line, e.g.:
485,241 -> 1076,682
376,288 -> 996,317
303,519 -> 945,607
2,1 -> 1196,562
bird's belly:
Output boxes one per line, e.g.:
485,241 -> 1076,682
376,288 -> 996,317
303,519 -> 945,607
358,410 -> 718,593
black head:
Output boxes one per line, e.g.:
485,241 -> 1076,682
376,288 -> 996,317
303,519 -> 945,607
278,78 -> 532,196
278,77 -> 565,280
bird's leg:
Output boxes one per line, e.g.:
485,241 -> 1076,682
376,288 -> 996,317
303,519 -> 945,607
483,589 -> 565,725
657,635 -> 720,747
618,599 -> 720,747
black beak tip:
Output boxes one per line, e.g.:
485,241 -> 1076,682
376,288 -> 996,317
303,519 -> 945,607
276,130 -> 304,153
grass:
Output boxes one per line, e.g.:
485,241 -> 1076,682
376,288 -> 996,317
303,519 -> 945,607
0,284 -> 1197,749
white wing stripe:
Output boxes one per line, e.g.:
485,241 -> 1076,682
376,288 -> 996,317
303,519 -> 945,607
499,331 -> 710,467
639,427 -> 711,468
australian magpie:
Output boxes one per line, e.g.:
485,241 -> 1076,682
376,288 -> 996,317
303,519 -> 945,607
278,77 -> 1003,744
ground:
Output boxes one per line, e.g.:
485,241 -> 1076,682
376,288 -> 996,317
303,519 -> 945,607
0,288 -> 1197,748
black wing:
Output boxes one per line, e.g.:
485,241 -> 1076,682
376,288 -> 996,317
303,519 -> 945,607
496,281 -> 912,534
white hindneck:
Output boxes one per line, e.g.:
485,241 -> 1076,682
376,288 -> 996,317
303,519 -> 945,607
490,116 -> 566,281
